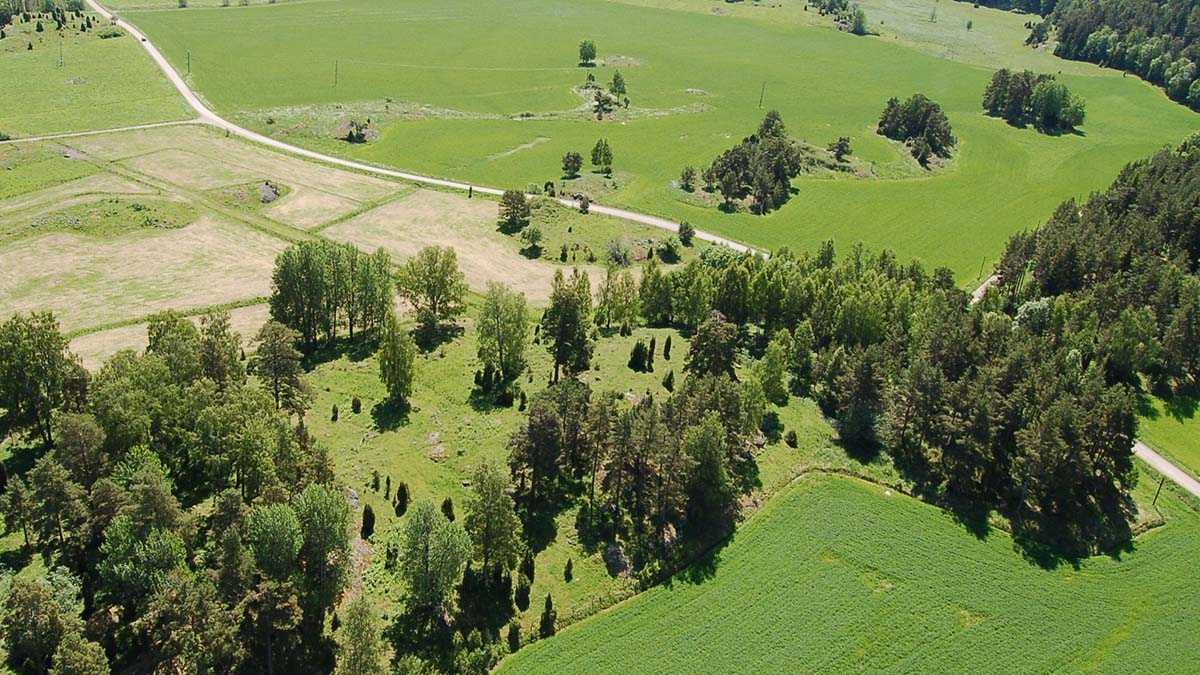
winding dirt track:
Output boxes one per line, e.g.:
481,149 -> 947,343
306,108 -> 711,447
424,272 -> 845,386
79,0 -> 758,254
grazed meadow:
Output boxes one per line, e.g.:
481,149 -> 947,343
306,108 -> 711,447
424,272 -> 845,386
122,0 -> 1197,281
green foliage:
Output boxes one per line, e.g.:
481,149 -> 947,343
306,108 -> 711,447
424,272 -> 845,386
253,320 -> 309,413
561,151 -> 583,178
541,268 -> 594,380
983,69 -> 1085,133
334,595 -> 389,675
590,138 -> 613,173
578,39 -> 596,65
51,630 -> 110,675
464,463 -> 523,579
399,500 -> 472,618
98,517 -> 187,611
0,312 -> 81,446
477,283 -> 529,381
877,94 -> 956,162
702,111 -> 803,213
292,482 -> 352,614
396,245 -> 468,339
499,190 -> 531,229
378,310 -> 417,404
250,503 -> 304,581
827,136 -> 852,162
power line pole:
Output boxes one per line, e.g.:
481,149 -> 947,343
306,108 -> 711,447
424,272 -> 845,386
1152,476 -> 1166,506
758,81 -> 766,108
334,59 -> 338,87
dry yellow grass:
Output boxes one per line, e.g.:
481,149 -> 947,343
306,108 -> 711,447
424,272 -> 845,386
0,215 -> 285,332
323,189 -> 608,301
70,303 -> 270,370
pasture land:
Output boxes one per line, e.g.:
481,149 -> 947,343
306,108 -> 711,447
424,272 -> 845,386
124,0 -> 1197,281
0,12 -> 187,136
302,314 -> 894,636
500,472 -> 1200,674
1140,394 -> 1200,482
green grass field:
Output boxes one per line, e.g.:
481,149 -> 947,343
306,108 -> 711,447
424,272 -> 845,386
121,0 -> 1197,281
500,472 -> 1200,674
1140,393 -> 1200,481
0,13 -> 188,137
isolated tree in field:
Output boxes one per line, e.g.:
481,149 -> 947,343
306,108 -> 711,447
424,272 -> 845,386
396,246 -> 468,339
828,136 -> 852,161
378,310 -> 417,404
578,39 -> 597,65
678,221 -> 696,246
0,312 -> 80,447
499,189 -> 531,229
252,321 -> 307,413
562,151 -> 583,178
850,7 -> 867,35
334,595 -> 389,675
477,283 -> 529,381
464,463 -> 522,585
610,69 -> 627,97
542,268 -> 594,380
292,482 -> 352,615
249,503 -> 303,581
399,499 -> 471,620
520,224 -> 544,253
593,89 -> 616,119
591,138 -> 613,173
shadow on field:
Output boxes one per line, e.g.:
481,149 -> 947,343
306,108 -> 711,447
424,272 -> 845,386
371,399 -> 411,431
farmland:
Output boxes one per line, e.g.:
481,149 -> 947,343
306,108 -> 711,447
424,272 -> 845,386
0,10 -> 187,136
501,472 -> 1200,674
123,0 -> 1197,280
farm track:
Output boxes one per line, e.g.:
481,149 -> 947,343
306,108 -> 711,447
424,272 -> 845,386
79,0 -> 759,256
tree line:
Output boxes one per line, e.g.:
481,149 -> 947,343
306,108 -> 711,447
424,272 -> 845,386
1032,0 -> 1200,110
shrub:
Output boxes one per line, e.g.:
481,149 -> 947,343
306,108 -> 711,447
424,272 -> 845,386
351,396 -> 362,414
659,236 -> 682,263
519,390 -> 527,411
647,336 -> 657,369
331,403 -> 339,422
628,340 -> 648,371
515,573 -> 531,611
441,496 -> 455,521
520,550 -> 536,582
679,165 -> 697,191
664,334 -> 673,359
371,470 -> 381,491
361,504 -> 375,539
539,594 -> 557,638
97,26 -> 123,39
385,475 -> 391,499
785,429 -> 798,447
579,195 -> 590,214
395,482 -> 409,516
662,369 -> 675,391
507,621 -> 521,653
520,224 -> 543,252
678,221 -> 695,246
606,238 -> 633,266
564,558 -> 573,582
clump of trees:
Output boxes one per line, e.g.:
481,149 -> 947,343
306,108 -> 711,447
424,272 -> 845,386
699,110 -> 803,213
269,240 -> 394,352
983,69 -> 1086,133
578,39 -> 597,66
877,94 -> 956,166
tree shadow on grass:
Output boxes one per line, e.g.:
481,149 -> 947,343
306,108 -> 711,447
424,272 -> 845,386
416,324 -> 464,354
371,399 -> 411,432
0,546 -> 32,572
301,334 -> 379,369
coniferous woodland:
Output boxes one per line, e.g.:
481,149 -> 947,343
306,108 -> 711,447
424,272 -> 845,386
1020,0 -> 1200,110
0,137 -> 1198,671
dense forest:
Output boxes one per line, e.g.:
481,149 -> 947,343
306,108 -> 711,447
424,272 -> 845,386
1032,0 -> 1200,109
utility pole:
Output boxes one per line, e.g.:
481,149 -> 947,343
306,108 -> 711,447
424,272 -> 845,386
758,81 -> 766,109
186,49 -> 190,75
334,59 -> 338,87
1152,476 -> 1166,506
